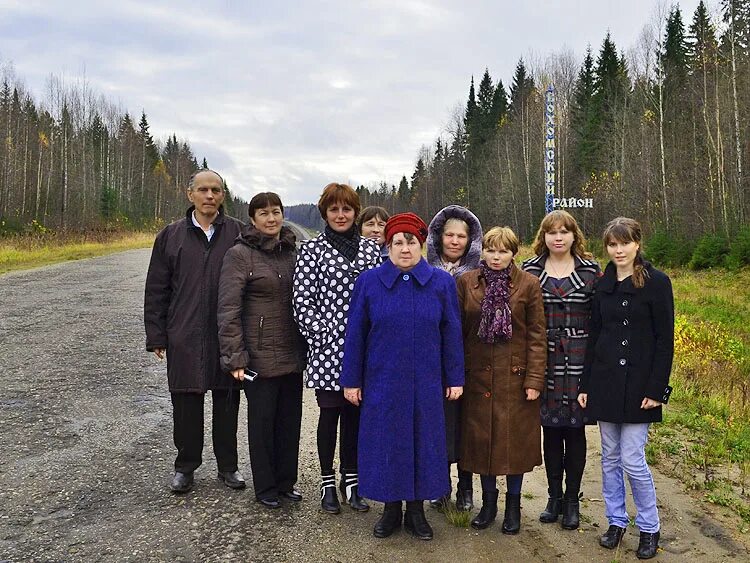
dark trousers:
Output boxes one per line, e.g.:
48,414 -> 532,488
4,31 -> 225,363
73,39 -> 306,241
480,474 -> 524,494
542,425 -> 587,497
317,401 -> 360,474
171,389 -> 240,474
244,373 -> 303,500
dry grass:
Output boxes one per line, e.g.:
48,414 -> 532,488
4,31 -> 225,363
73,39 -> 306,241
0,231 -> 154,274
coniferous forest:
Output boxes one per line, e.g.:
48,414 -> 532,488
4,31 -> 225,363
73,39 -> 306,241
351,0 -> 750,260
1,0 -> 749,261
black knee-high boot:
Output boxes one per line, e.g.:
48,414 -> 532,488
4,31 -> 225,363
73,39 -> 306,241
404,501 -> 433,540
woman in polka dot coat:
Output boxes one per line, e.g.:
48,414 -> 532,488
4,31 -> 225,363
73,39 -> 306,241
293,183 -> 382,515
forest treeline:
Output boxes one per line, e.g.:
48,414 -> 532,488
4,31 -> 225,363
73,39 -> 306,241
348,0 -> 750,254
2,0 -> 749,264
0,65 -> 247,235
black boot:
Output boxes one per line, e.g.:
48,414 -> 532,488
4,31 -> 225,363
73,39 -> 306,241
340,470 -> 370,512
373,501 -> 403,538
636,531 -> 660,559
470,490 -> 498,530
539,479 -> 562,523
404,501 -> 433,540
561,492 -> 580,530
456,487 -> 474,512
320,473 -> 341,514
599,525 -> 626,549
501,493 -> 521,535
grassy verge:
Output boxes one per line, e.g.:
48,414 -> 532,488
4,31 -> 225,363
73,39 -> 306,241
647,267 -> 750,528
0,231 -> 154,274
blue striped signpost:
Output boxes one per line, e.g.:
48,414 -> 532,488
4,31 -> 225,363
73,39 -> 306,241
545,84 -> 555,214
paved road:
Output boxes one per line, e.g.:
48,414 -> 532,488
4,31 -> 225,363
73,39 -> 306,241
0,249 -> 747,562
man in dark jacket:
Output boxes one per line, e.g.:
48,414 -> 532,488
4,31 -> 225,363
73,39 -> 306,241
144,169 -> 245,493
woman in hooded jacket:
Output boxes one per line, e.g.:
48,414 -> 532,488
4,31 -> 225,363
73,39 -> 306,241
425,204 -> 483,511
217,192 -> 307,508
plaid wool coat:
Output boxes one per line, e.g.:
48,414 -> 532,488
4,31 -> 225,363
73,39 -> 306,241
522,254 -> 601,428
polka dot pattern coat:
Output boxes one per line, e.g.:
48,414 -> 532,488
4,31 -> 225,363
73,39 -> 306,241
293,233 -> 382,391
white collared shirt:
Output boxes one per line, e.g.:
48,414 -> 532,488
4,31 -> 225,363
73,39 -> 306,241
192,211 -> 215,241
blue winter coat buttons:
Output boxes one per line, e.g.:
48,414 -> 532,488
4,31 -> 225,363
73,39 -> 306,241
403,274 -> 410,281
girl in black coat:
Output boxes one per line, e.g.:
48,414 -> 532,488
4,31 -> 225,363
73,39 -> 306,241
579,217 -> 674,560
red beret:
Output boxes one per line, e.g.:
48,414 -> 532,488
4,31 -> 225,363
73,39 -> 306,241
385,212 -> 428,245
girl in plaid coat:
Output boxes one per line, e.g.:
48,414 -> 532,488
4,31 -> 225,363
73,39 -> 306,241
522,210 -> 601,531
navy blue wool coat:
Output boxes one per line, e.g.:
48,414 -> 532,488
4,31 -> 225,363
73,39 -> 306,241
340,258 -> 465,502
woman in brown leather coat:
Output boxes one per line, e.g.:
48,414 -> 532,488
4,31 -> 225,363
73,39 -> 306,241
457,226 -> 547,535
217,192 -> 307,508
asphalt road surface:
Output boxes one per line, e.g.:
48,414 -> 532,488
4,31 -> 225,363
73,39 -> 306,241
0,248 -> 747,562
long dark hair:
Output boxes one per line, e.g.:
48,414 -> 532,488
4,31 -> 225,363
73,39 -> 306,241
603,217 -> 649,289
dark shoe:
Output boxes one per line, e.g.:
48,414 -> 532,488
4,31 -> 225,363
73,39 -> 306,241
636,531 -> 660,559
404,501 -> 433,540
561,493 -> 580,530
501,493 -> 521,535
470,490 -> 498,530
456,487 -> 474,512
170,471 -> 194,494
340,471 -> 370,512
257,496 -> 281,509
280,489 -> 303,502
217,470 -> 246,490
539,479 -> 563,523
429,494 -> 450,511
320,474 -> 341,514
599,525 -> 626,549
373,501 -> 403,538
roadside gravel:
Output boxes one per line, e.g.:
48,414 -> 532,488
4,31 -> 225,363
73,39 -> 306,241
0,249 -> 747,562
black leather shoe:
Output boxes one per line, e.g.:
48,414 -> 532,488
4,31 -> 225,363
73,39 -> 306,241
429,494 -> 450,511
373,501 -> 403,538
280,489 -> 303,502
257,496 -> 281,509
501,493 -> 521,535
599,525 -> 626,549
217,470 -> 246,490
539,479 -> 563,523
456,487 -> 474,512
561,495 -> 580,530
340,471 -> 370,512
171,471 -> 194,494
320,474 -> 341,514
404,502 -> 433,540
471,490 -> 498,530
636,531 -> 660,559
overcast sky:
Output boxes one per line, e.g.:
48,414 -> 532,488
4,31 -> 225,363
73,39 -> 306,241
0,0 -> 702,204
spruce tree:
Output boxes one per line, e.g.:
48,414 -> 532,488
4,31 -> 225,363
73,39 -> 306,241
490,79 -> 509,127
689,0 -> 717,68
662,6 -> 689,93
509,59 -> 535,115
571,45 -> 597,176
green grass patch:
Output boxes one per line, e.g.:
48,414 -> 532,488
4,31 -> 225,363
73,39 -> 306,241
442,504 -> 472,528
0,232 -> 154,274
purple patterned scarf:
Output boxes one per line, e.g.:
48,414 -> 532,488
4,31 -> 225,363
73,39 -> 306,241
478,260 -> 512,343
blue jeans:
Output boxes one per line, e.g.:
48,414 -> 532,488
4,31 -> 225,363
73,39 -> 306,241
599,422 -> 660,533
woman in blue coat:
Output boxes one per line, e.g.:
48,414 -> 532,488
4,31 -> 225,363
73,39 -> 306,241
341,212 -> 465,541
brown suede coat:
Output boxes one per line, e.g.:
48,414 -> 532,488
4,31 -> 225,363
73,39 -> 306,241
456,263 -> 547,476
